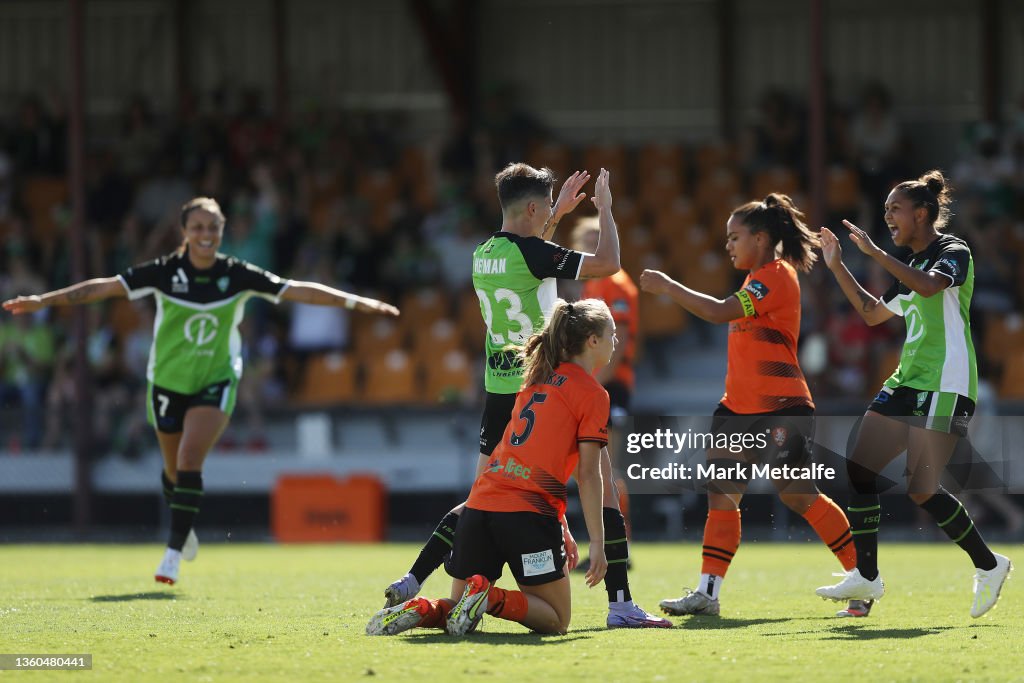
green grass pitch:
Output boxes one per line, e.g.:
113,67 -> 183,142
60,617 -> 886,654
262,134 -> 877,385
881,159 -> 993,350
2,542 -> 1019,682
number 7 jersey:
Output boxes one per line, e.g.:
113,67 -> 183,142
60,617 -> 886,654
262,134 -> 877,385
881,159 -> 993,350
118,251 -> 289,395
472,232 -> 585,394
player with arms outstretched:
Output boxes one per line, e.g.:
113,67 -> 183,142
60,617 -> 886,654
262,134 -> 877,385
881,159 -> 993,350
3,197 -> 399,584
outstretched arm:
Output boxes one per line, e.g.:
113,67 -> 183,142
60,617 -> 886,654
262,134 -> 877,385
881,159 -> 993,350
281,281 -> 399,316
820,227 -> 894,326
639,269 -> 743,324
2,277 -> 126,314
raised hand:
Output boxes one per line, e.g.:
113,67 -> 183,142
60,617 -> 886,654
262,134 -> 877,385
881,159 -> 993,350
590,168 -> 612,211
819,227 -> 843,270
2,295 -> 45,315
842,219 -> 880,256
552,170 -> 591,219
639,269 -> 675,296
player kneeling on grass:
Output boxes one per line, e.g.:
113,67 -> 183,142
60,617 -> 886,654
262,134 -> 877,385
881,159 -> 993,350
368,298 -> 660,636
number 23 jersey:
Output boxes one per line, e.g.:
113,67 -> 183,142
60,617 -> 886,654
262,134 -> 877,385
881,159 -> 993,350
118,251 -> 289,394
468,362 -> 609,519
472,232 -> 585,394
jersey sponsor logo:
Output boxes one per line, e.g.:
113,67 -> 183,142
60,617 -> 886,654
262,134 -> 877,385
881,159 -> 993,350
473,257 -> 507,275
488,349 -> 522,372
744,280 -> 769,301
521,549 -> 555,577
217,276 -> 230,292
553,250 -> 571,272
873,389 -> 891,404
172,268 -> 189,293
184,313 -> 219,346
904,304 -> 924,343
489,456 -> 531,480
936,257 -> 960,279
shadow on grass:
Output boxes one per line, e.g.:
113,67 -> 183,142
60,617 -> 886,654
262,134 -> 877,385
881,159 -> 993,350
674,616 -> 796,630
89,592 -> 179,603
404,631 -> 592,644
762,623 -> 1002,640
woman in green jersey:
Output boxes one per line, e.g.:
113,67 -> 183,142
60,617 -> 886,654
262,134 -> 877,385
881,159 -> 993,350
815,170 -> 1011,617
3,197 -> 399,585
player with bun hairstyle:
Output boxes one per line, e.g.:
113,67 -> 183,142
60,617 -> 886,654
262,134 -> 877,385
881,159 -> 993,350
2,197 -> 399,585
641,194 -> 860,617
367,299 -> 616,636
816,170 -> 1011,617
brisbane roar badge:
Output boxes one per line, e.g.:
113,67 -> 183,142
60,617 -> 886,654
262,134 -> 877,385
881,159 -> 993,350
772,426 -> 788,448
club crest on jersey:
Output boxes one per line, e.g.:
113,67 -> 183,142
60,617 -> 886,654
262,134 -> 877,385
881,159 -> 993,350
772,426 -> 788,447
744,280 -> 769,300
217,276 -> 230,292
184,312 -> 219,346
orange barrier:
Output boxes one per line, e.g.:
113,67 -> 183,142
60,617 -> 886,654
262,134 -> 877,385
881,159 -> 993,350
271,474 -> 386,542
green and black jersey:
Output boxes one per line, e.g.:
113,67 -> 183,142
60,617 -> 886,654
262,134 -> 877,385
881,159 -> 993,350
880,233 -> 977,401
472,232 -> 585,394
118,250 -> 289,394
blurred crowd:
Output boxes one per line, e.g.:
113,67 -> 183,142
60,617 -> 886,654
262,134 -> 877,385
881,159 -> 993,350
2,82 -> 1024,455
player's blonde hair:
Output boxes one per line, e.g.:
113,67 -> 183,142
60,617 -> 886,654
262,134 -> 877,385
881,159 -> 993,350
521,298 -> 612,388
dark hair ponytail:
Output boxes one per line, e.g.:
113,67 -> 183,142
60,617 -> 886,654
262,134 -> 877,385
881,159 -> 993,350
730,193 -> 819,272
521,298 -> 612,388
893,169 -> 953,229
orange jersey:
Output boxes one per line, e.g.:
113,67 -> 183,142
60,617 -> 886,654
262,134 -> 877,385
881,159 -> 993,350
467,362 -> 610,518
722,259 -> 813,414
581,270 -> 639,389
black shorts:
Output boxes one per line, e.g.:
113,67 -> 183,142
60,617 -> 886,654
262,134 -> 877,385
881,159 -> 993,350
710,403 -> 815,470
147,379 -> 237,434
867,386 -> 974,437
479,391 -> 517,456
447,507 -> 566,586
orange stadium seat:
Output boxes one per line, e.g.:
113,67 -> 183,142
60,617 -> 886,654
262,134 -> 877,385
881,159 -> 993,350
637,143 -> 684,180
695,167 -> 741,216
398,288 -> 449,336
666,225 -> 713,273
752,166 -> 801,200
294,352 -> 357,405
638,165 -> 684,214
527,140 -> 572,179
423,349 -> 474,403
109,298 -> 143,341
999,351 -> 1024,399
581,143 -> 628,190
456,288 -> 486,348
413,318 -> 462,358
653,197 -> 698,243
694,142 -> 736,173
352,317 -> 405,360
363,349 -> 420,404
356,169 -> 399,206
639,292 -> 688,339
983,313 -> 1024,366
826,166 -> 860,212
21,176 -> 68,243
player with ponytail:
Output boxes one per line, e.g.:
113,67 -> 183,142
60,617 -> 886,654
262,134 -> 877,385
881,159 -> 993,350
641,194 -> 860,617
817,170 -> 1011,617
